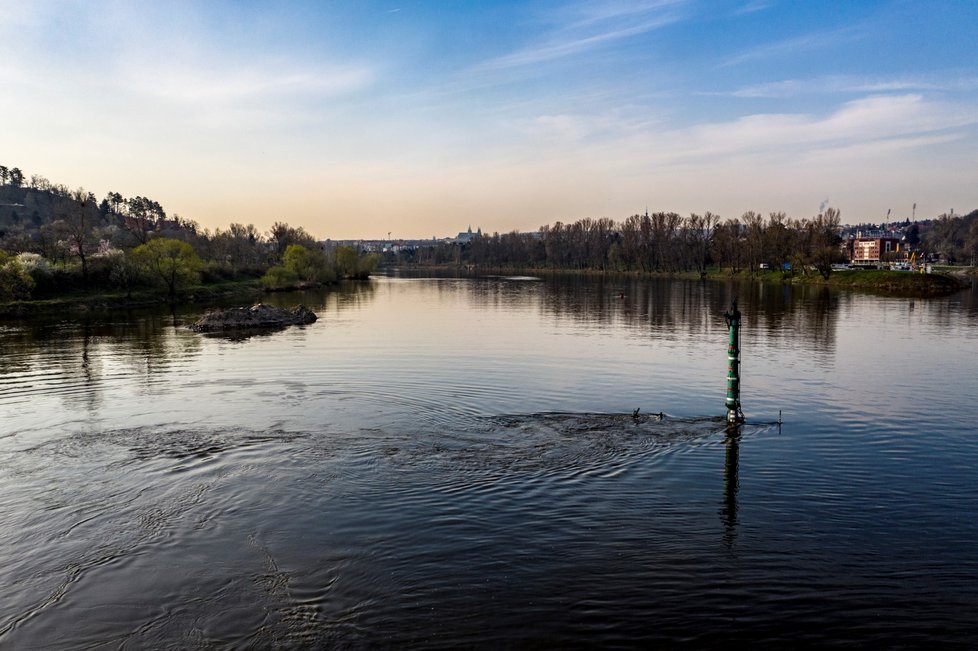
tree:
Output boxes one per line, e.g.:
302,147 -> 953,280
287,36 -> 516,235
260,265 -> 300,290
262,243 -> 336,289
966,218 -> 978,266
131,238 -> 203,298
284,244 -> 333,282
210,223 -> 266,274
905,222 -> 920,247
711,218 -> 744,273
333,245 -> 379,279
8,167 -> 24,187
123,195 -> 167,244
52,189 -> 100,285
101,191 -> 124,220
764,212 -> 795,275
334,246 -> 360,278
29,174 -> 52,190
269,222 -> 318,256
688,212 -> 719,272
925,214 -> 963,264
810,207 -> 844,279
742,211 -> 765,272
0,252 -> 34,301
0,166 -> 8,185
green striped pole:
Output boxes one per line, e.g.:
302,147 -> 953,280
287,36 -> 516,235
724,300 -> 744,424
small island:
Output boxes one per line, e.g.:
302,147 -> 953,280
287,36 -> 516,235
190,303 -> 317,333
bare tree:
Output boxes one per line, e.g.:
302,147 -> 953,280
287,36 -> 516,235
53,189 -> 100,285
810,207 -> 843,279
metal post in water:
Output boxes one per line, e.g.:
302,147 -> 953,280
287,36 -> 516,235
724,300 -> 745,424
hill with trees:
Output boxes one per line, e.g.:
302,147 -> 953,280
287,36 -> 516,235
3,161 -> 973,305
0,163 -> 379,304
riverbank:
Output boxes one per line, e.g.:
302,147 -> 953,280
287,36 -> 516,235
3,266 -> 971,318
0,279 -> 265,318
387,264 -> 972,297
703,267 -> 971,296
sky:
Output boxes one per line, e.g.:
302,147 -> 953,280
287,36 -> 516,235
2,0 -> 977,240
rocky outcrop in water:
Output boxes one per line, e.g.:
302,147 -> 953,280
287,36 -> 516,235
190,303 -> 317,332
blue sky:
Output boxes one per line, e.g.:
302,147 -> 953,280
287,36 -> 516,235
2,1 -> 977,239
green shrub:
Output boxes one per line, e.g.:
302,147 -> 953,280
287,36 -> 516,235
261,265 -> 300,290
0,254 -> 35,301
131,238 -> 203,298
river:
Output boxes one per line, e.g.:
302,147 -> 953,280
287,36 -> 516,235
2,274 -> 977,648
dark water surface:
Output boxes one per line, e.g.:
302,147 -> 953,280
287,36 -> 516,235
2,275 -> 977,648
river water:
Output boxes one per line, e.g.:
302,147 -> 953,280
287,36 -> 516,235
2,274 -> 977,648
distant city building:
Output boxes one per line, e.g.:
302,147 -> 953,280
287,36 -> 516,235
848,236 -> 904,267
455,226 -> 482,243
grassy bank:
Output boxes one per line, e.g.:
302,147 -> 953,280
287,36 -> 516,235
0,278 -> 265,318
703,268 -> 970,296
389,263 -> 972,297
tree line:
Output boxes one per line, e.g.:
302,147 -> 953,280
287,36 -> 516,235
396,207 -> 978,275
920,211 -> 978,265
398,210 -> 847,278
0,165 -> 378,302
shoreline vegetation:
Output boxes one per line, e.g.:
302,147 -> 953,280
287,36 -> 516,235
0,278 -> 265,317
401,264 -> 972,296
2,265 -> 971,318
1,163 -> 975,315
0,164 -> 381,313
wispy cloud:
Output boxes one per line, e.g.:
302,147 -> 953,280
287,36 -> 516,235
719,26 -> 863,68
479,19 -> 675,70
733,1 -> 774,16
477,0 -> 687,70
127,64 -> 374,105
557,0 -> 686,28
513,93 -> 978,176
655,94 -> 978,163
709,74 -> 978,98
521,108 -> 658,144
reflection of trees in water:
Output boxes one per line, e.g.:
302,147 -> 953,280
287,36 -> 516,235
255,281 -> 378,314
750,282 -> 840,359
0,281 -> 383,413
464,277 -> 548,317
329,280 -> 378,313
465,276 -> 721,336
0,309 -> 203,414
464,276 -> 841,355
912,282 -> 978,329
1,321 -> 108,414
175,281 -> 378,323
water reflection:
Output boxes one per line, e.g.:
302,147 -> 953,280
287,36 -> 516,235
3,275 -> 978,647
4,278 -> 975,431
721,429 -> 740,548
0,312 -> 203,420
257,281 -> 377,314
0,282 -> 382,431
458,275 -> 844,354
1,282 -> 379,362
